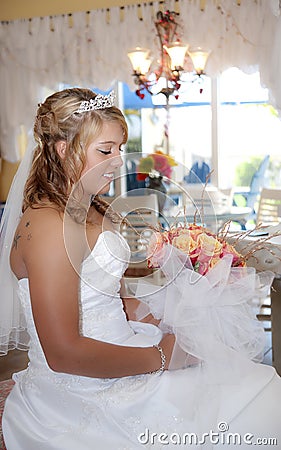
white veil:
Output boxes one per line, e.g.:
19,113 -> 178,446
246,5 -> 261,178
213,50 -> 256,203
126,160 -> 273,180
0,137 -> 35,355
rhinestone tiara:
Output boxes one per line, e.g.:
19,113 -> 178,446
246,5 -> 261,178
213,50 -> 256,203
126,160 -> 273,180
74,91 -> 115,114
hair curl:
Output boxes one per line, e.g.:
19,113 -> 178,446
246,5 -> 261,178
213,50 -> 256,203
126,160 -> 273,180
23,88 -> 128,223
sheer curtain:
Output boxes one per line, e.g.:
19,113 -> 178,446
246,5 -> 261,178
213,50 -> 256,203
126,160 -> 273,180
0,0 -> 280,161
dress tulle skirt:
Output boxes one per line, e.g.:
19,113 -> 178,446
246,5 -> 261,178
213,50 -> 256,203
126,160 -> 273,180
3,356 -> 281,449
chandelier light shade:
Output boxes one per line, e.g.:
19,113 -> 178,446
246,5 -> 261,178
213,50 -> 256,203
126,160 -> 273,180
188,47 -> 211,76
127,47 -> 152,75
127,10 -> 211,101
164,42 -> 189,71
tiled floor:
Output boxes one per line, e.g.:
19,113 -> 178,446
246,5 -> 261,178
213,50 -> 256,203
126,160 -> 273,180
0,350 -> 29,382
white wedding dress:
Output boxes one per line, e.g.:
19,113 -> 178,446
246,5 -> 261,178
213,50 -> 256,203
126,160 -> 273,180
3,231 -> 281,449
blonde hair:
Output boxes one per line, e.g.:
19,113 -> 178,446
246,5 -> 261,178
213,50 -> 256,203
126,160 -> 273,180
23,88 -> 128,222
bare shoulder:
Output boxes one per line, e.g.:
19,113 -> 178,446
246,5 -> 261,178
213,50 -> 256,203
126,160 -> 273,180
13,207 -> 63,250
10,206 -> 85,279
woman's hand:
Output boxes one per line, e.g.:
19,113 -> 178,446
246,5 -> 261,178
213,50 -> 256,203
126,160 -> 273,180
141,313 -> 161,327
122,295 -> 160,326
160,335 -> 201,371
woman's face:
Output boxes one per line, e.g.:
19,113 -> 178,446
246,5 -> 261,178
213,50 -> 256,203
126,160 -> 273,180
80,120 -> 124,198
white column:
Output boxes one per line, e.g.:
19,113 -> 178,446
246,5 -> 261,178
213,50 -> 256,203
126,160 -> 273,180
211,77 -> 220,187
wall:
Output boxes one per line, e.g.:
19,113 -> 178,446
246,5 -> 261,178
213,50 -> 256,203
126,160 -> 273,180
0,0 -> 157,199
0,0 -> 153,21
0,160 -> 19,201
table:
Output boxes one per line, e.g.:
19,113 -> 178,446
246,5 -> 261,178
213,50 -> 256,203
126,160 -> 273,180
229,230 -> 281,375
161,205 -> 252,232
167,183 -> 228,208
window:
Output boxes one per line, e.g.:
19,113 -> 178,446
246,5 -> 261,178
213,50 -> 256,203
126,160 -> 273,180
124,68 -> 281,190
125,76 -> 212,183
218,68 -> 281,189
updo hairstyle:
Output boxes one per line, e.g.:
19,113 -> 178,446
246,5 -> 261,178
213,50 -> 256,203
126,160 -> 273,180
23,88 -> 128,221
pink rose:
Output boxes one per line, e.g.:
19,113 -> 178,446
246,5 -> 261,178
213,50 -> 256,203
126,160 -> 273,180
147,231 -> 169,268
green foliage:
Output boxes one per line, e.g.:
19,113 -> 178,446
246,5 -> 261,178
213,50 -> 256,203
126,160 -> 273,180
260,103 -> 279,118
125,137 -> 142,154
138,155 -> 154,174
268,159 -> 281,187
234,156 -> 263,186
235,154 -> 281,189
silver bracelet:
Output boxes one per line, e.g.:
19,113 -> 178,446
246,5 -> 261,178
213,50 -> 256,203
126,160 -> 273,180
151,344 -> 166,375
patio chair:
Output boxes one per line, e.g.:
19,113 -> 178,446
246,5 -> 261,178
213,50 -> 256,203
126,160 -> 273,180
234,154 -> 270,229
183,161 -> 211,184
246,187 -> 281,337
125,157 -> 146,194
111,194 -> 162,284
256,187 -> 281,226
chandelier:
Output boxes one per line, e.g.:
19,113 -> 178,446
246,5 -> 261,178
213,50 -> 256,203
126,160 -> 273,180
127,10 -> 210,102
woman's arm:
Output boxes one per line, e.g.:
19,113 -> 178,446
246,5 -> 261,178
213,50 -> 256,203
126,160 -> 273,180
120,279 -> 160,326
17,208 -> 173,378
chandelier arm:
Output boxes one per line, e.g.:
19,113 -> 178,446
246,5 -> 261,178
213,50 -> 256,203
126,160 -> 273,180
131,74 -> 160,97
155,23 -> 165,80
127,9 -> 210,101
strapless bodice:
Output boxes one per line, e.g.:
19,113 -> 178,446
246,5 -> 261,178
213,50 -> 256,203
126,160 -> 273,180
79,231 -> 134,342
17,231 -> 161,369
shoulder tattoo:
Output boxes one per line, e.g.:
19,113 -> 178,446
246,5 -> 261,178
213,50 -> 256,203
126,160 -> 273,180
12,233 -> 21,249
12,221 -> 33,249
25,221 -> 32,240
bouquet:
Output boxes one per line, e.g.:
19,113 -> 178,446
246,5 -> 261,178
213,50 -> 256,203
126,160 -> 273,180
131,220 -> 278,434
147,223 -> 246,275
133,220 -> 276,376
136,150 -> 177,181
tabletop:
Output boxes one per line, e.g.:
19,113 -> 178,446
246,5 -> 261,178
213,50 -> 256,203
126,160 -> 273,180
160,205 -> 252,232
228,224 -> 281,276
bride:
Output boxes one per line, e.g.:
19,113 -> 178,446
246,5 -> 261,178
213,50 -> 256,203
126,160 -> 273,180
1,88 -> 281,449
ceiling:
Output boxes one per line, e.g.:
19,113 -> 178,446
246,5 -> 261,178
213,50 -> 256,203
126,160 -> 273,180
1,0 -> 154,21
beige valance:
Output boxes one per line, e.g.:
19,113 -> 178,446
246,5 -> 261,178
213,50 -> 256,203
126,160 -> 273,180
0,0 -> 280,161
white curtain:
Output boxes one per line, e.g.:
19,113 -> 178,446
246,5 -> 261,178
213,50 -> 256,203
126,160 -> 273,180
0,0 -> 280,162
